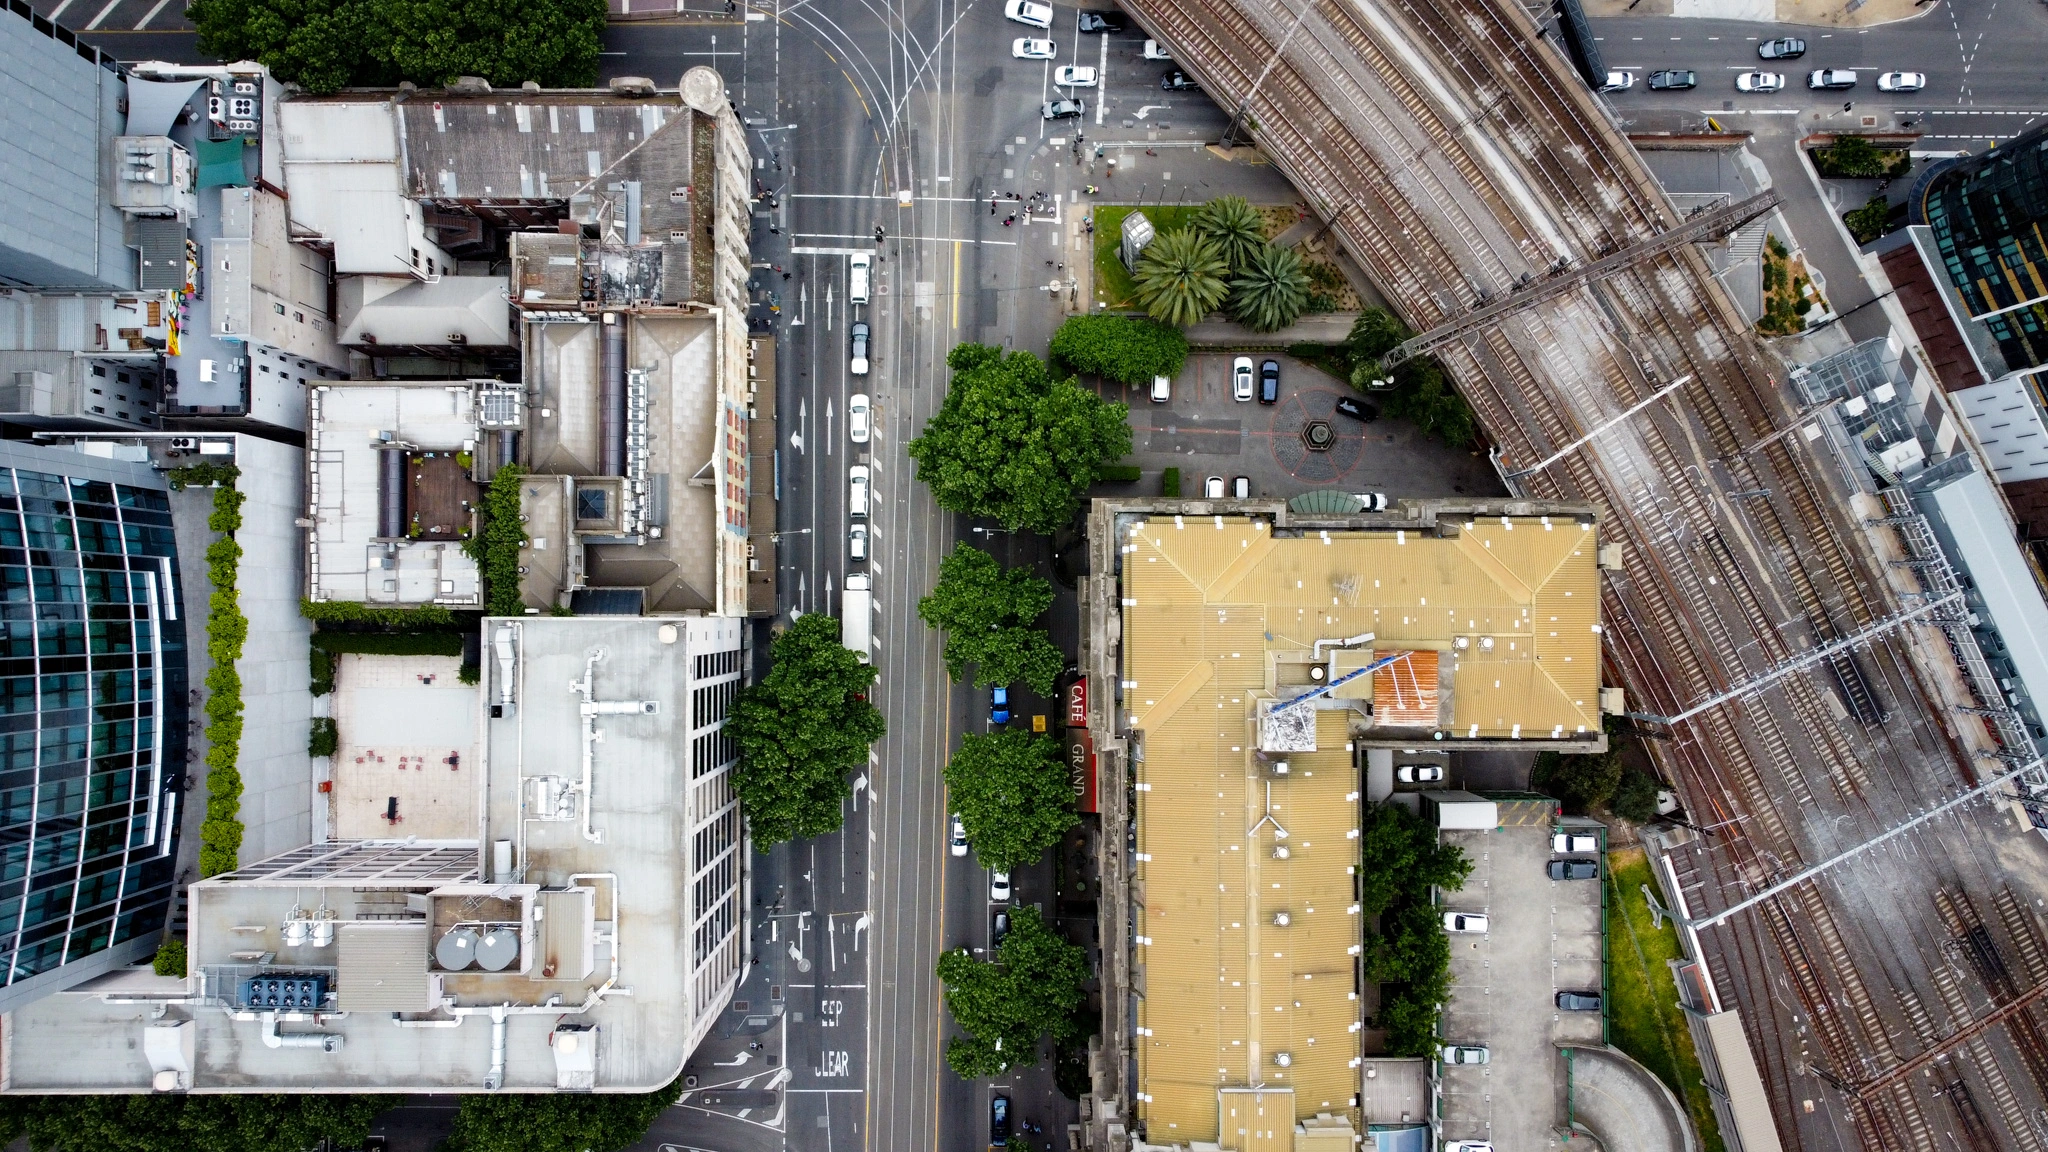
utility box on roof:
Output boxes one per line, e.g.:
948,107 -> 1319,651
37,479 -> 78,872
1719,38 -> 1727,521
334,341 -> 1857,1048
1421,789 -> 1498,830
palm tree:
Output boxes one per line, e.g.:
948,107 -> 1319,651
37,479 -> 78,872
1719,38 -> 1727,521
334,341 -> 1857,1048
1227,243 -> 1312,333
1132,229 -> 1230,328
1193,195 -> 1267,272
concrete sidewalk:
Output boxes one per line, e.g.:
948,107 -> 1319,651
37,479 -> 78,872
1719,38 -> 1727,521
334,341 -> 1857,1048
1582,0 -> 1939,27
1181,312 -> 1360,346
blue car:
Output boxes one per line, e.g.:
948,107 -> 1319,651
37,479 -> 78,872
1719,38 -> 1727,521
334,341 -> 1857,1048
990,686 -> 1011,725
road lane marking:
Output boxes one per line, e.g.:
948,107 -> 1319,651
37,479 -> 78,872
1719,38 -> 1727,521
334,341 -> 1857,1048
83,0 -> 125,30
134,0 -> 179,24
795,232 -> 1016,246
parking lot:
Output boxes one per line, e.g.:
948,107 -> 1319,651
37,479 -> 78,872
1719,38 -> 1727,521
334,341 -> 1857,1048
1090,351 -> 1504,506
1437,805 -> 1607,1151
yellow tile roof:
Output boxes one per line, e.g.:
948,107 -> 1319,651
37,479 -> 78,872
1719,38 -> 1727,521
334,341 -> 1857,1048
1122,514 -> 1603,1145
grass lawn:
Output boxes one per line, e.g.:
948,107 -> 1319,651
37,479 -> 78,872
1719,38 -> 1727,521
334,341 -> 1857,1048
1605,847 -> 1727,1152
1090,204 -> 1198,309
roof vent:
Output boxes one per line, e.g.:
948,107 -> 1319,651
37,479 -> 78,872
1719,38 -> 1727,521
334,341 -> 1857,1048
1274,1051 -> 1293,1068
1272,846 -> 1291,860
1273,911 -> 1291,927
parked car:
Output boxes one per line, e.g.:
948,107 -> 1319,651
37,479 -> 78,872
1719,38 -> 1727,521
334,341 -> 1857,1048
1647,69 -> 1697,90
1143,39 -> 1172,60
849,522 -> 868,561
1444,1142 -> 1494,1152
850,320 -> 870,375
1161,70 -> 1198,91
1003,0 -> 1052,27
1877,71 -> 1926,92
1355,492 -> 1390,512
849,391 -> 870,444
1807,69 -> 1857,90
1055,65 -> 1098,86
990,870 -> 1012,903
1204,475 -> 1226,499
1335,395 -> 1379,422
849,464 -> 869,519
1734,71 -> 1784,93
1232,356 -> 1254,401
1552,832 -> 1598,854
1150,375 -> 1171,402
950,813 -> 968,857
1077,10 -> 1125,32
1443,912 -> 1489,934
1598,70 -> 1635,92
992,909 -> 1011,945
1259,359 -> 1280,404
990,685 -> 1011,725
1232,476 -> 1250,499
1556,990 -> 1603,1012
1397,763 -> 1444,783
1758,36 -> 1806,59
1547,859 -> 1600,880
991,1094 -> 1012,1146
1444,1045 -> 1490,1065
1013,37 -> 1056,60
1042,98 -> 1086,120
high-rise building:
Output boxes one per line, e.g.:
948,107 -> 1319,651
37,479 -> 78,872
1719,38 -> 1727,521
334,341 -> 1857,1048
0,439 -> 186,1014
0,6 -> 131,290
1911,121 -> 2048,375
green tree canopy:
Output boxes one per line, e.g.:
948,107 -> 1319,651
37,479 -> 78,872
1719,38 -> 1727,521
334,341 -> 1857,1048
1133,229 -> 1231,328
907,343 -> 1132,534
189,0 -> 607,95
463,463 -> 528,615
1049,314 -> 1189,386
1228,243 -> 1312,333
918,543 -> 1065,692
1364,901 -> 1453,984
728,613 -> 885,848
1357,802 -> 1473,919
945,729 -> 1079,873
449,1075 -> 683,1152
1345,308 -> 1411,361
1381,357 -> 1477,448
936,906 -> 1090,1078
1608,769 -> 1662,823
1531,747 -> 1625,815
0,1093 -> 384,1152
1192,195 -> 1268,272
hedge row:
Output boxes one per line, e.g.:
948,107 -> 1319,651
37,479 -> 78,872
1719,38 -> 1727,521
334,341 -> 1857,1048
299,599 -> 459,629
198,476 -> 248,878
308,717 -> 338,758
463,465 -> 529,615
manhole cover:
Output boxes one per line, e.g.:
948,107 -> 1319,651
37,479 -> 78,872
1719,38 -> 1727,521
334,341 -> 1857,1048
1301,420 -> 1335,452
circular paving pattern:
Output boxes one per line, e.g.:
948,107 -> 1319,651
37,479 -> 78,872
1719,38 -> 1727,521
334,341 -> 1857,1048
1270,390 -> 1365,483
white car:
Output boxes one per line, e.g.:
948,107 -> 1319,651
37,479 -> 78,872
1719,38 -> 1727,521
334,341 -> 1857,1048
1553,832 -> 1599,854
1443,912 -> 1488,934
1004,0 -> 1052,27
850,320 -> 870,376
950,814 -> 968,857
990,870 -> 1012,902
1355,492 -> 1390,512
1143,39 -> 1172,60
1232,356 -> 1254,401
1734,71 -> 1784,93
1013,37 -> 1056,60
1444,1045 -> 1490,1065
1150,375 -> 1170,402
1877,71 -> 1925,92
849,523 -> 868,561
1598,70 -> 1635,92
1204,475 -> 1225,499
1396,764 -> 1444,783
1445,1143 -> 1494,1152
849,465 -> 869,519
849,392 -> 871,444
1055,65 -> 1098,87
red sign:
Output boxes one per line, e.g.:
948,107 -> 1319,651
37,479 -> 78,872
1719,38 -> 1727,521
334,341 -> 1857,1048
1067,730 -> 1097,814
1064,678 -> 1088,729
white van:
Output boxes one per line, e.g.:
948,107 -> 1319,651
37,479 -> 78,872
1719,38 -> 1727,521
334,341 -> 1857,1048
849,253 -> 871,305
842,572 -> 872,664
849,464 -> 870,519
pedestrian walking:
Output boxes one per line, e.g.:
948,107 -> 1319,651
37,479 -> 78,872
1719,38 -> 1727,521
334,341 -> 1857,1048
1004,214 -> 1015,226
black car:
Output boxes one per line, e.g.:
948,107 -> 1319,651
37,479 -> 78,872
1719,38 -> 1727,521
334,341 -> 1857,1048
1161,70 -> 1198,91
1258,359 -> 1280,404
993,909 -> 1011,946
1758,37 -> 1805,59
1547,858 -> 1599,880
1556,990 -> 1602,1012
1646,69 -> 1696,91
1077,10 -> 1125,32
991,1095 -> 1011,1146
1335,395 -> 1379,422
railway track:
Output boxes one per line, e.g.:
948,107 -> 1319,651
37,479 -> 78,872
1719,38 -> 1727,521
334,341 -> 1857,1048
1113,0 -> 2041,1141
